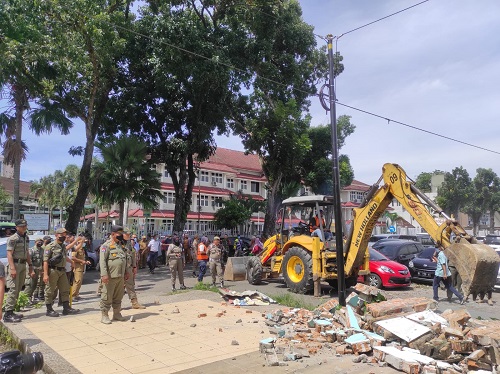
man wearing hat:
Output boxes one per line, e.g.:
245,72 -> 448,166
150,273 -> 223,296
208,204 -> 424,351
24,237 -> 45,304
138,235 -> 148,269
99,225 -> 128,324
4,219 -> 34,322
207,236 -> 224,288
43,228 -> 79,317
122,228 -> 146,309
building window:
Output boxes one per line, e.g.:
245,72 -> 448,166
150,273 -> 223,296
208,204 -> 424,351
251,181 -> 260,193
349,191 -> 365,203
164,192 -> 175,204
200,171 -> 209,182
211,173 -> 223,185
240,180 -> 247,190
197,195 -> 209,207
227,178 -> 234,189
164,170 -> 169,178
211,196 -> 224,208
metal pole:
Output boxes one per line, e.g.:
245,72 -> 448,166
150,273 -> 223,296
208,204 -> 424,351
326,35 -> 346,306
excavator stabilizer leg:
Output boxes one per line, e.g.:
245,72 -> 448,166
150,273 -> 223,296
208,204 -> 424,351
444,240 -> 500,300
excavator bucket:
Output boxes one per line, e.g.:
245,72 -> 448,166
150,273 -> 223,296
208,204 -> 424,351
224,257 -> 249,281
445,240 -> 500,299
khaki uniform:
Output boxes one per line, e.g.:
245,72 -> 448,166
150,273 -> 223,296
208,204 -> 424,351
25,244 -> 44,299
99,240 -> 127,313
5,233 -> 30,311
166,244 -> 184,288
44,241 -> 70,305
72,247 -> 86,298
207,243 -> 224,286
124,241 -> 137,300
191,239 -> 199,275
139,240 -> 148,268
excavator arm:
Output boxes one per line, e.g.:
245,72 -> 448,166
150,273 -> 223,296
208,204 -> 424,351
345,163 -> 500,298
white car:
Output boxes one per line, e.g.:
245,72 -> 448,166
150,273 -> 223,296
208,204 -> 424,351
495,250 -> 500,291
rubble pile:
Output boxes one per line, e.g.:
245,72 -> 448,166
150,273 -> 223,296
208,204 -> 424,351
259,283 -> 500,373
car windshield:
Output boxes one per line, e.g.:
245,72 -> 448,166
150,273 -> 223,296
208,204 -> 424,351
484,235 -> 500,245
375,244 -> 398,259
369,248 -> 388,261
417,247 -> 436,259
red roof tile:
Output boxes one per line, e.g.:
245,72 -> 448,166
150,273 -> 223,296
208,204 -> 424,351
0,176 -> 32,197
342,180 -> 371,192
206,148 -> 262,172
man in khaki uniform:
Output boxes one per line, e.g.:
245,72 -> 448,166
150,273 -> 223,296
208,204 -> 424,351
207,236 -> 224,288
43,228 -> 79,317
4,219 -> 34,323
166,236 -> 186,292
122,228 -> 145,309
138,236 -> 148,269
99,225 -> 128,324
25,238 -> 44,304
72,235 -> 90,301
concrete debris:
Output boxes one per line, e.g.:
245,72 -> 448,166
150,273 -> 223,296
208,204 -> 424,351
257,283 -> 499,373
219,289 -> 277,306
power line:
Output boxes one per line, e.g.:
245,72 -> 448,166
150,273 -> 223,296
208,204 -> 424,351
336,101 -> 500,156
336,0 -> 430,40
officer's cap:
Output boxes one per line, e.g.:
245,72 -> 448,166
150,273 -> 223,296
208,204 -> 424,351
123,227 -> 131,235
15,219 -> 27,227
43,235 -> 52,241
213,236 -> 220,241
55,228 -> 67,234
111,225 -> 124,233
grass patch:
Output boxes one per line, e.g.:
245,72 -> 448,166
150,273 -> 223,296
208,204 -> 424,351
270,293 -> 315,311
192,282 -> 219,293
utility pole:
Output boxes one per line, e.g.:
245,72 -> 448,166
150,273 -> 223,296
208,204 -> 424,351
320,35 -> 346,306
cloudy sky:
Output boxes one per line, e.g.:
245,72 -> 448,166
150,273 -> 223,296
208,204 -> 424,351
6,0 -> 500,184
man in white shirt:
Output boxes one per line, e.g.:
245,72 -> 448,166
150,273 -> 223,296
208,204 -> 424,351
147,234 -> 160,274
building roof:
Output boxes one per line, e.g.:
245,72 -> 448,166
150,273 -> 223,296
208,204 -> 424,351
0,176 -> 32,197
342,179 -> 371,192
205,148 -> 262,172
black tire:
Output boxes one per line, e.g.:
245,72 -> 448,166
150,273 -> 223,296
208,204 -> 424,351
365,273 -> 382,288
282,246 -> 314,294
247,256 -> 263,285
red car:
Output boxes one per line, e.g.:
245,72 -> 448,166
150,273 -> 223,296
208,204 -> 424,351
358,248 -> 411,289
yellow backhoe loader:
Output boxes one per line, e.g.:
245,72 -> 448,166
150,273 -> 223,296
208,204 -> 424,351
245,163 -> 500,298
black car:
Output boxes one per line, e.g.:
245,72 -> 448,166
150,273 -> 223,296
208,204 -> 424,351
372,239 -> 424,268
408,247 -> 437,282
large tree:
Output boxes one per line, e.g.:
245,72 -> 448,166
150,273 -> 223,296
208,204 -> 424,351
472,168 -> 500,234
2,0 -> 133,230
436,167 -> 473,219
230,0 -> 333,237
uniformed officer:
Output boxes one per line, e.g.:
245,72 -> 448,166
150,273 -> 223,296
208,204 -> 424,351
4,219 -> 34,323
122,228 -> 145,309
207,236 -> 224,288
100,225 -> 128,324
43,228 -> 79,317
25,238 -> 44,304
166,236 -> 186,292
71,235 -> 90,301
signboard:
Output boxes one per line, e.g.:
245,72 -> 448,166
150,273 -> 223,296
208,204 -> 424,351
389,225 -> 396,233
24,213 -> 50,231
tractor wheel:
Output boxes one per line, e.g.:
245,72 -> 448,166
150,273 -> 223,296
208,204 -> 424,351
247,256 -> 263,285
282,246 -> 314,294
365,273 -> 382,289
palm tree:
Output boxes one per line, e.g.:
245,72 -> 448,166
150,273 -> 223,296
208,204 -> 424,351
92,136 -> 163,226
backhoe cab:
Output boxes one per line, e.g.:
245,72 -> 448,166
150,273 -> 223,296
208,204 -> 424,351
246,163 -> 500,298
246,195 -> 366,294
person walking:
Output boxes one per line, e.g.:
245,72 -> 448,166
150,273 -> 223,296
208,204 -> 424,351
43,228 -> 79,317
99,225 -> 128,324
432,246 -> 464,304
25,238 -> 44,304
166,236 -> 186,291
147,234 -> 160,274
122,228 -> 146,309
72,236 -> 90,301
191,234 -> 199,277
207,236 -> 224,288
182,234 -> 192,264
4,219 -> 34,323
197,236 -> 209,283
139,236 -> 148,269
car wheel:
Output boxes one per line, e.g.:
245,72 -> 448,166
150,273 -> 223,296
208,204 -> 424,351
282,246 -> 314,294
86,258 -> 95,271
365,273 -> 383,288
247,256 -> 263,285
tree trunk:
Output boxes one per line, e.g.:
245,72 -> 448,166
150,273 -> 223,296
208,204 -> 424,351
172,158 -> 187,233
119,200 -> 125,227
263,177 -> 282,239
65,120 -> 96,232
12,84 -> 27,220
489,210 -> 495,234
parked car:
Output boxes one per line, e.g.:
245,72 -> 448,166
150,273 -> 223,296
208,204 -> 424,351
484,234 -> 500,250
226,236 -> 252,256
372,239 -> 424,268
495,249 -> 500,291
359,248 -> 411,289
368,234 -> 418,248
408,247 -> 437,282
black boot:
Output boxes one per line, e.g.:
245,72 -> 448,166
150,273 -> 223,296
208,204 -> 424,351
62,301 -> 79,315
12,312 -> 24,319
46,304 -> 60,317
3,311 -> 22,323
